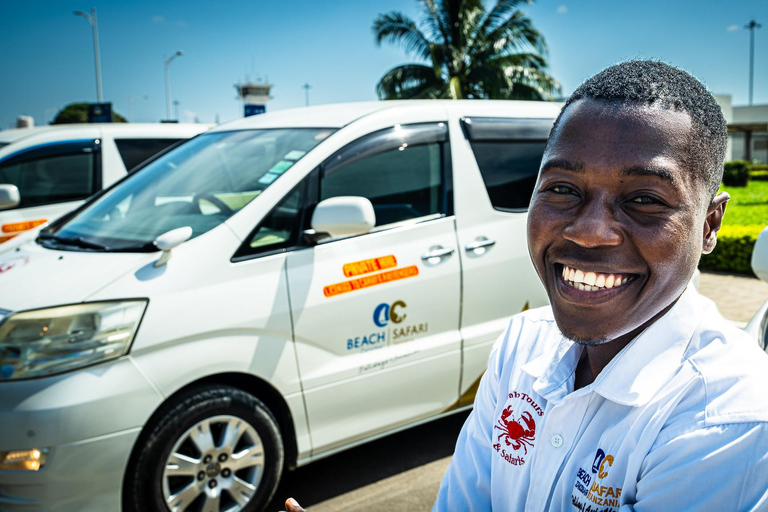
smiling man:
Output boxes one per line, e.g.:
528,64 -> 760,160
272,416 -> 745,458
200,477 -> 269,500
433,61 -> 768,511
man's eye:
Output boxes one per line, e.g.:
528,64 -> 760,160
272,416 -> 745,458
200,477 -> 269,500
549,185 -> 576,195
630,196 -> 660,204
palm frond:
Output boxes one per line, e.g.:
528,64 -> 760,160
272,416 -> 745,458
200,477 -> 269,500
419,0 -> 449,44
501,65 -> 562,100
376,64 -> 447,100
478,0 -> 531,35
481,10 -> 547,57
373,12 -> 432,61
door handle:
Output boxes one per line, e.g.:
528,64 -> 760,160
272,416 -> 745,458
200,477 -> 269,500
421,246 -> 455,261
465,238 -> 496,252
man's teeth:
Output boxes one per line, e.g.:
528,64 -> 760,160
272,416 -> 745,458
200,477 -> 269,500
561,265 -> 630,292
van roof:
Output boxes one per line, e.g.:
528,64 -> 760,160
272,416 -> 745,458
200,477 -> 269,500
209,100 -> 563,132
0,123 -> 212,145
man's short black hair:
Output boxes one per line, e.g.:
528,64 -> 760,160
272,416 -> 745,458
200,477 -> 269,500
549,60 -> 727,199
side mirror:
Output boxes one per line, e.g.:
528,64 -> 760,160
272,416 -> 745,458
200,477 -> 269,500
309,196 -> 376,242
153,226 -> 193,267
752,226 -> 768,283
0,184 -> 20,210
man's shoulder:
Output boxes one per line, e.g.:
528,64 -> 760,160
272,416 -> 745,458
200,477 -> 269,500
686,317 -> 768,426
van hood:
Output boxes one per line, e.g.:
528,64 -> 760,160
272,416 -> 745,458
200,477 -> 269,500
0,240 -> 156,312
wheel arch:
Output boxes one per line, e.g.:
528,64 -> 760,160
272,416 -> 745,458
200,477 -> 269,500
121,372 -> 300,509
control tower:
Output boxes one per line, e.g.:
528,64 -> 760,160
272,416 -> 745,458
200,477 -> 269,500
235,80 -> 273,117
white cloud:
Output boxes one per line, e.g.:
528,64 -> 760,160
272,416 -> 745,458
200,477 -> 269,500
727,24 -> 740,32
557,5 -> 568,14
152,15 -> 165,24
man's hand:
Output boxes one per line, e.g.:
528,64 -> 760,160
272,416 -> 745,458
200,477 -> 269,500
285,497 -> 306,512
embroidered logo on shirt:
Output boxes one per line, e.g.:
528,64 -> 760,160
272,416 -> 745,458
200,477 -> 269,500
572,448 -> 622,511
492,391 -> 543,466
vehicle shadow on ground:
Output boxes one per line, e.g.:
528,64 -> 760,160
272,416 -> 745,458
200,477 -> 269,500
267,410 -> 470,510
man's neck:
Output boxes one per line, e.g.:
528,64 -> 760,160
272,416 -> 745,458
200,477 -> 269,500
573,297 -> 682,390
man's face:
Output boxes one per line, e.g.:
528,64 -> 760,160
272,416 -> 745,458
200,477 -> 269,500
528,98 -> 719,344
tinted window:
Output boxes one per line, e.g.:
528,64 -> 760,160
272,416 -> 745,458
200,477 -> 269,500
470,141 -> 547,211
321,143 -> 443,226
115,138 -> 182,171
0,150 -> 96,208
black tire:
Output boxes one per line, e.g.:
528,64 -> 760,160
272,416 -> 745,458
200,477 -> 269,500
124,385 -> 284,512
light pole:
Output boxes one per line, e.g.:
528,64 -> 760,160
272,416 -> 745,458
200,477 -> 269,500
74,7 -> 104,103
129,95 -> 148,122
164,51 -> 183,120
173,100 -> 180,122
745,20 -> 762,105
302,82 -> 312,106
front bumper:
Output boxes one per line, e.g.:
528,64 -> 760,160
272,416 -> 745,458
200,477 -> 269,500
0,357 -> 163,511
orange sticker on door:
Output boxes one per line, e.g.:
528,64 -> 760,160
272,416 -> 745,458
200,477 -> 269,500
342,255 -> 397,277
324,265 -> 419,297
2,219 -> 47,234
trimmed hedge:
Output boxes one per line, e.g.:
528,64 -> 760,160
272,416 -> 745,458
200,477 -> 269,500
723,160 -> 751,187
698,224 -> 764,276
751,170 -> 768,181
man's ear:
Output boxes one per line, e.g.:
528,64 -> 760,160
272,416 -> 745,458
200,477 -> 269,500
702,192 -> 730,254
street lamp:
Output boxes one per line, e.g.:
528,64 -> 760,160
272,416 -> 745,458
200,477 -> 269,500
164,51 -> 183,121
745,20 -> 762,106
74,7 -> 104,103
129,95 -> 149,122
173,100 -> 181,122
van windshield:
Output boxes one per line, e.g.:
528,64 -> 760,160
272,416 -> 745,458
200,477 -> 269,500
43,128 -> 333,251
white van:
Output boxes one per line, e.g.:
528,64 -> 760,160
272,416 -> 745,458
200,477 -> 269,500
0,123 -> 211,243
0,100 -> 559,511
746,227 -> 768,350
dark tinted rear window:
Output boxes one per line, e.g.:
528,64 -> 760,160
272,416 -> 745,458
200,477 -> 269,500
115,138 -> 182,171
470,141 -> 547,211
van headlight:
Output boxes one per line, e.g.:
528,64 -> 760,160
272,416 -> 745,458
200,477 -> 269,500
0,301 -> 147,380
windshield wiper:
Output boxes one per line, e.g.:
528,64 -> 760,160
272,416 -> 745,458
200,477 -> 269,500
38,232 -> 109,251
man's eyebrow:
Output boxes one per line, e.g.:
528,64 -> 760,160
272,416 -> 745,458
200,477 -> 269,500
619,166 -> 676,184
540,159 -> 585,174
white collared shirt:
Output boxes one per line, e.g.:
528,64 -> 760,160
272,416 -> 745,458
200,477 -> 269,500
434,288 -> 768,511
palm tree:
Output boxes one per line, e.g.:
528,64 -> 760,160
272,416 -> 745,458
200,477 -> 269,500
373,0 -> 560,101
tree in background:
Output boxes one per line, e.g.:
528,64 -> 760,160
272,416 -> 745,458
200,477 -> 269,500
373,0 -> 560,100
51,103 -> 127,124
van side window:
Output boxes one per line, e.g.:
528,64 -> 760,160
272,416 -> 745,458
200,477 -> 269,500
469,141 -> 547,210
115,138 -> 182,171
320,123 -> 449,227
0,142 -> 98,208
233,183 -> 305,260
461,117 -> 552,211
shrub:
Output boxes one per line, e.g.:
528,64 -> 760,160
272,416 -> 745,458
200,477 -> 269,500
751,170 -> 768,182
722,160 -> 751,187
699,224 -> 765,275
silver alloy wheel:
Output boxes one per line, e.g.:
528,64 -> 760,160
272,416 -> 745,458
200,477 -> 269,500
162,414 -> 265,512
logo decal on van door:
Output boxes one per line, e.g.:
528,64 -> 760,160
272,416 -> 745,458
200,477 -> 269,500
323,265 -> 418,297
343,255 -> 397,277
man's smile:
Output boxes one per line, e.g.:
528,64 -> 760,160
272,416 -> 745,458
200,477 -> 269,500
559,264 -> 638,292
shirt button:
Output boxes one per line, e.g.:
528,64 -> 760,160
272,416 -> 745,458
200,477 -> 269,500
551,434 -> 564,448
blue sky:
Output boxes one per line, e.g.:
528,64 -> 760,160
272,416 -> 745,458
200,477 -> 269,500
0,0 -> 765,128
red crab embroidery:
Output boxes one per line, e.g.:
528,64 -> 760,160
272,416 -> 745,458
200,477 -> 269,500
494,406 -> 536,454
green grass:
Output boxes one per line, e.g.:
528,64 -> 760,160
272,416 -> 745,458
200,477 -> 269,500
719,181 -> 768,228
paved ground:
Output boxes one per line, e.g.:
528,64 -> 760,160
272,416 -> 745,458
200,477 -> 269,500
266,271 -> 768,512
699,271 -> 768,325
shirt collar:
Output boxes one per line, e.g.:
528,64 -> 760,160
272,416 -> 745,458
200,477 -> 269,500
523,286 -> 703,407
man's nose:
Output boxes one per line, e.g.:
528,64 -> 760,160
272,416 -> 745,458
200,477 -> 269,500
561,198 -> 623,248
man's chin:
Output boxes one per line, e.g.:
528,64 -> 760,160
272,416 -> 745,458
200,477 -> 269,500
563,333 -> 612,347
